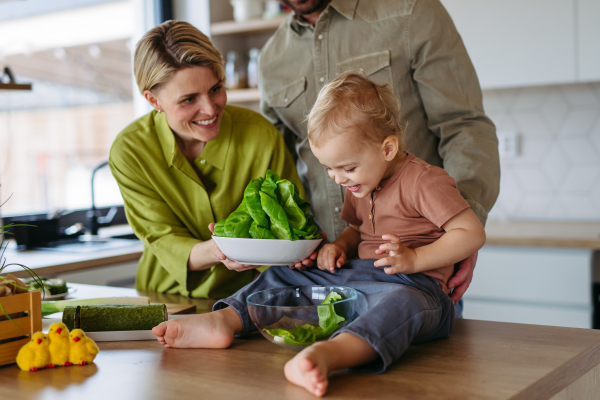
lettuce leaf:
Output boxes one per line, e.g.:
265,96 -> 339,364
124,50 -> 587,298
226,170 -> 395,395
316,292 -> 345,339
213,169 -> 321,241
260,191 -> 293,240
250,221 -> 276,239
244,177 -> 269,228
263,291 -> 346,345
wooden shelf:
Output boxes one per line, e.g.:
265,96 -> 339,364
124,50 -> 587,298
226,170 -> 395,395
210,15 -> 288,36
227,88 -> 260,103
0,82 -> 32,91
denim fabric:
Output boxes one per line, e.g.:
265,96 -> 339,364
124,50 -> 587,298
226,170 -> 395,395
214,259 -> 454,373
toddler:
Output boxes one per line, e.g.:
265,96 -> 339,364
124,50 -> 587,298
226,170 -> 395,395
152,71 -> 486,397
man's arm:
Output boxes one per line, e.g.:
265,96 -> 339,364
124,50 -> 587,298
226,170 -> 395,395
409,0 -> 500,226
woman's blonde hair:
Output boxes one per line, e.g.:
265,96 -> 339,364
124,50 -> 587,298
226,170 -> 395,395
307,71 -> 406,149
134,20 -> 225,94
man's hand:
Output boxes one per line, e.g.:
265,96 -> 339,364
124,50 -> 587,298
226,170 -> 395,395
288,232 -> 327,271
374,234 -> 417,274
448,251 -> 478,305
316,242 -> 346,273
208,222 -> 257,272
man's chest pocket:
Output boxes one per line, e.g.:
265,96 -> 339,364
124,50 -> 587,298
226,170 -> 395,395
267,76 -> 308,138
336,50 -> 393,87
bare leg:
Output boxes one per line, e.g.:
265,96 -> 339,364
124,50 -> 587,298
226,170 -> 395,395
284,333 -> 378,397
152,307 -> 243,349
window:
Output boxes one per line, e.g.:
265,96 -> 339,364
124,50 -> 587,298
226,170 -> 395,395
0,0 -> 136,216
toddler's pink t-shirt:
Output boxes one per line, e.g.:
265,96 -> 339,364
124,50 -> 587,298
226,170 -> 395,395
341,152 -> 470,293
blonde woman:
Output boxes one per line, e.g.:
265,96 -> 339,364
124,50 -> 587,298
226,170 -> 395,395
109,21 -> 302,298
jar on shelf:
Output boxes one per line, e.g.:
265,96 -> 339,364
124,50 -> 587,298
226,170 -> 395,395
247,48 -> 259,89
230,0 -> 264,22
225,50 -> 248,90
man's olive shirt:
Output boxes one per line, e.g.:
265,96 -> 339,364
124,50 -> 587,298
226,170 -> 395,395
258,0 -> 500,241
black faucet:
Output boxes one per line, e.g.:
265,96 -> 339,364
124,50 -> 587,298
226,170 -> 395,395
87,161 -> 117,236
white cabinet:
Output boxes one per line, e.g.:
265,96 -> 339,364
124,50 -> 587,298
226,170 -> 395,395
578,0 -> 600,81
441,0 -> 576,88
462,245 -> 593,329
55,261 -> 138,288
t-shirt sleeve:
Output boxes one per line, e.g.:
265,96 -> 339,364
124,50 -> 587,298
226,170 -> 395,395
340,190 -> 362,226
413,166 -> 470,228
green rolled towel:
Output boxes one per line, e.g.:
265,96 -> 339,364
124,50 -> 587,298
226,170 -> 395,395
62,304 -> 168,332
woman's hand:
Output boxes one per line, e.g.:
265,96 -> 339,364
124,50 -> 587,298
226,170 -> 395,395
208,223 -> 257,272
374,234 -> 417,275
316,242 -> 346,273
288,232 -> 327,271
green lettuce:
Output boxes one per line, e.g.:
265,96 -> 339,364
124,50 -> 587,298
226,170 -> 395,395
213,169 -> 321,241
263,291 -> 346,346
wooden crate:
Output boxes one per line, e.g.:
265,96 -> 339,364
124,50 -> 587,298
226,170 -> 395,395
0,291 -> 42,366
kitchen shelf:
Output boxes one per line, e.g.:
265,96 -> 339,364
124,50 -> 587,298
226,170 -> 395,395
0,82 -> 32,90
227,88 -> 261,103
210,15 -> 288,36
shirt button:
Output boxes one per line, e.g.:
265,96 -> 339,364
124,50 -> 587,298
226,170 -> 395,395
200,159 -> 206,165
369,214 -> 372,220
359,68 -> 364,72
317,34 -> 323,40
319,77 -> 325,83
370,200 -> 372,205
284,98 -> 288,103
334,207 -> 340,212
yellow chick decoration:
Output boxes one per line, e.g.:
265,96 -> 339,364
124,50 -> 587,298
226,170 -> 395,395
16,332 -> 51,371
68,329 -> 99,366
48,322 -> 71,367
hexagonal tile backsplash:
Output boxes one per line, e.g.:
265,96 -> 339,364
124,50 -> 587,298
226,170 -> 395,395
484,82 -> 600,221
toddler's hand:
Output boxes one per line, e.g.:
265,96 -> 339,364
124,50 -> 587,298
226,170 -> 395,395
287,232 -> 327,271
374,234 -> 417,274
317,243 -> 346,273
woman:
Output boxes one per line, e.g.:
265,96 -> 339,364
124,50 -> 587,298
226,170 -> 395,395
109,21 -> 303,298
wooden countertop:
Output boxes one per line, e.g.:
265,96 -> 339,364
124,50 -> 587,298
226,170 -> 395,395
485,220 -> 600,250
1,318 -> 599,399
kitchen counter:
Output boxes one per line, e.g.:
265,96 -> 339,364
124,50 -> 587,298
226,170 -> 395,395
3,220 -> 600,282
65,283 -> 217,314
485,220 -> 600,249
0,239 -> 143,279
2,284 -> 599,398
0,317 -> 599,399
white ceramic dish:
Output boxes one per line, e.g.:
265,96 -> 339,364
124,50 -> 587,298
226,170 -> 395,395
42,315 -> 188,341
40,287 -> 77,301
212,236 -> 322,265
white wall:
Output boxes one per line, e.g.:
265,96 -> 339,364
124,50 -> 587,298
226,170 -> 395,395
485,82 -> 600,221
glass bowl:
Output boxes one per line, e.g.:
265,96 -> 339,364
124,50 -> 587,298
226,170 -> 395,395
247,285 -> 358,351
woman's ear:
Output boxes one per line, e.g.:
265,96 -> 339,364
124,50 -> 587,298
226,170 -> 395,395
143,90 -> 161,112
382,135 -> 399,161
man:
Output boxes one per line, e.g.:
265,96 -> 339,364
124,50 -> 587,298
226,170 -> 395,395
258,0 -> 499,310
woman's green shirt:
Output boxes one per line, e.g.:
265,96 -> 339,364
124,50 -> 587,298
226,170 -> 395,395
109,105 -> 303,298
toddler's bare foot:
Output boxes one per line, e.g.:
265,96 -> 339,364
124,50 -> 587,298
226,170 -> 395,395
284,343 -> 330,397
152,307 -> 242,349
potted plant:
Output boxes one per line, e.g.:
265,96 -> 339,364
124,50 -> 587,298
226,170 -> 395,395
0,194 -> 44,366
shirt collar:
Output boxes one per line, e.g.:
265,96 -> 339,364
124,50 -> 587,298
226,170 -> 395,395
289,0 -> 358,34
155,107 -> 232,171
377,152 -> 414,190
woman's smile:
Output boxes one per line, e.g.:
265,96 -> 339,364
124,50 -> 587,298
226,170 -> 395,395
193,114 -> 219,129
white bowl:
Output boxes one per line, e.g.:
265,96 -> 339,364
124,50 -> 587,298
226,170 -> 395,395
212,236 -> 323,265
